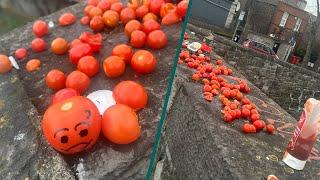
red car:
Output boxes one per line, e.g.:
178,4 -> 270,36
243,39 -> 279,60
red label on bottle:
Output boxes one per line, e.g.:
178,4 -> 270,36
288,110 -> 306,150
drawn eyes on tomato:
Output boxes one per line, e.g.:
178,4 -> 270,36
79,129 -> 88,137
61,135 -> 69,144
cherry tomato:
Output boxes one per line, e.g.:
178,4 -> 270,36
84,5 -> 95,16
124,20 -> 141,37
111,44 -> 133,64
46,69 -> 66,90
51,88 -> 79,105
161,11 -> 181,25
87,0 -> 99,6
69,43 -> 92,64
135,5 -> 149,19
130,30 -> 146,48
110,2 -> 123,13
51,38 -> 69,55
32,20 -> 48,37
142,12 -> 158,22
160,3 -> 176,18
77,56 -> 100,77
80,16 -> 90,25
26,59 -> 41,72
147,30 -> 167,49
59,12 -> 76,26
120,8 -> 136,24
131,50 -> 156,74
31,38 -> 47,52
142,19 -> 160,34
79,32 -> 103,52
90,16 -> 105,32
103,56 -> 126,78
102,10 -> 120,28
113,80 -> 148,110
15,48 -> 28,60
102,104 -> 141,144
0,55 -> 12,74
177,0 -> 188,18
89,7 -> 103,18
98,0 -> 111,11
149,0 -> 165,15
70,39 -> 82,48
65,71 -> 90,94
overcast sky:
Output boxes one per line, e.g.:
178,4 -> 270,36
306,0 -> 318,15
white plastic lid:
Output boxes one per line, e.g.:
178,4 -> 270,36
87,90 -> 116,115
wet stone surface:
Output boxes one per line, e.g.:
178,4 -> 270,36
154,29 -> 320,180
0,2 -> 182,179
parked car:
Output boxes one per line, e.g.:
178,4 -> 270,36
243,39 -> 279,60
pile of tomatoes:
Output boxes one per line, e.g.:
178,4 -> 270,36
179,32 -> 276,134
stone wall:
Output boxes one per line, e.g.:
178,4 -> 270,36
212,33 -> 320,119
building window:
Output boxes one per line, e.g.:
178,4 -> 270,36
294,18 -> 302,31
279,12 -> 289,27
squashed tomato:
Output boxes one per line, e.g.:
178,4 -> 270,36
77,56 -> 100,77
130,30 -> 146,48
147,30 -> 167,49
51,88 -> 79,105
103,56 -> 126,78
79,32 -> 103,53
51,38 -> 69,55
124,20 -> 141,37
102,104 -> 141,144
142,19 -> 160,34
59,12 -> 76,26
111,44 -> 133,64
32,20 -> 48,37
112,80 -> 148,110
102,10 -> 120,28
120,7 -> 136,24
65,71 -> 90,94
131,50 -> 156,74
69,43 -> 92,64
45,69 -> 66,90
31,38 -> 47,52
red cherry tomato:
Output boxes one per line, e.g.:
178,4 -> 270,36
124,20 -> 142,37
103,56 -> 126,78
90,16 -> 105,32
97,0 -> 111,11
161,11 -> 181,25
131,50 -> 156,74
160,3 -> 176,18
111,44 -> 133,64
177,0 -> 189,18
135,5 -> 149,19
65,71 -> 90,94
69,43 -> 92,64
142,19 -> 160,34
77,56 -> 100,77
31,38 -> 47,52
51,88 -> 79,104
15,48 -> 28,60
130,30 -> 146,48
113,81 -> 148,110
32,20 -> 48,37
120,7 -> 136,24
46,69 -> 66,91
59,12 -> 76,26
110,2 -> 124,14
149,0 -> 165,15
147,30 -> 167,49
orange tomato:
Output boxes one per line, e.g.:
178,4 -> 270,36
120,8 -> 136,24
135,5 -> 149,19
46,69 -> 66,90
113,80 -> 148,110
130,30 -> 146,48
131,50 -> 156,74
77,56 -> 100,77
84,5 -> 95,16
142,19 -> 160,34
102,104 -> 141,144
160,3 -> 176,18
111,44 -> 133,64
102,10 -> 120,28
161,11 -> 181,25
87,0 -> 100,6
147,30 -> 167,49
0,55 -> 12,74
90,16 -> 105,31
103,56 -> 126,78
89,7 -> 103,18
42,96 -> 101,154
65,71 -> 90,94
15,48 -> 28,60
97,0 -> 111,11
51,38 -> 69,55
110,2 -> 124,13
51,88 -> 79,105
31,38 -> 47,52
32,20 -> 48,37
124,19 -> 141,37
26,59 -> 41,72
142,12 -> 157,22
59,12 -> 76,26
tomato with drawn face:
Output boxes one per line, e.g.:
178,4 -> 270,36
42,96 -> 101,154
